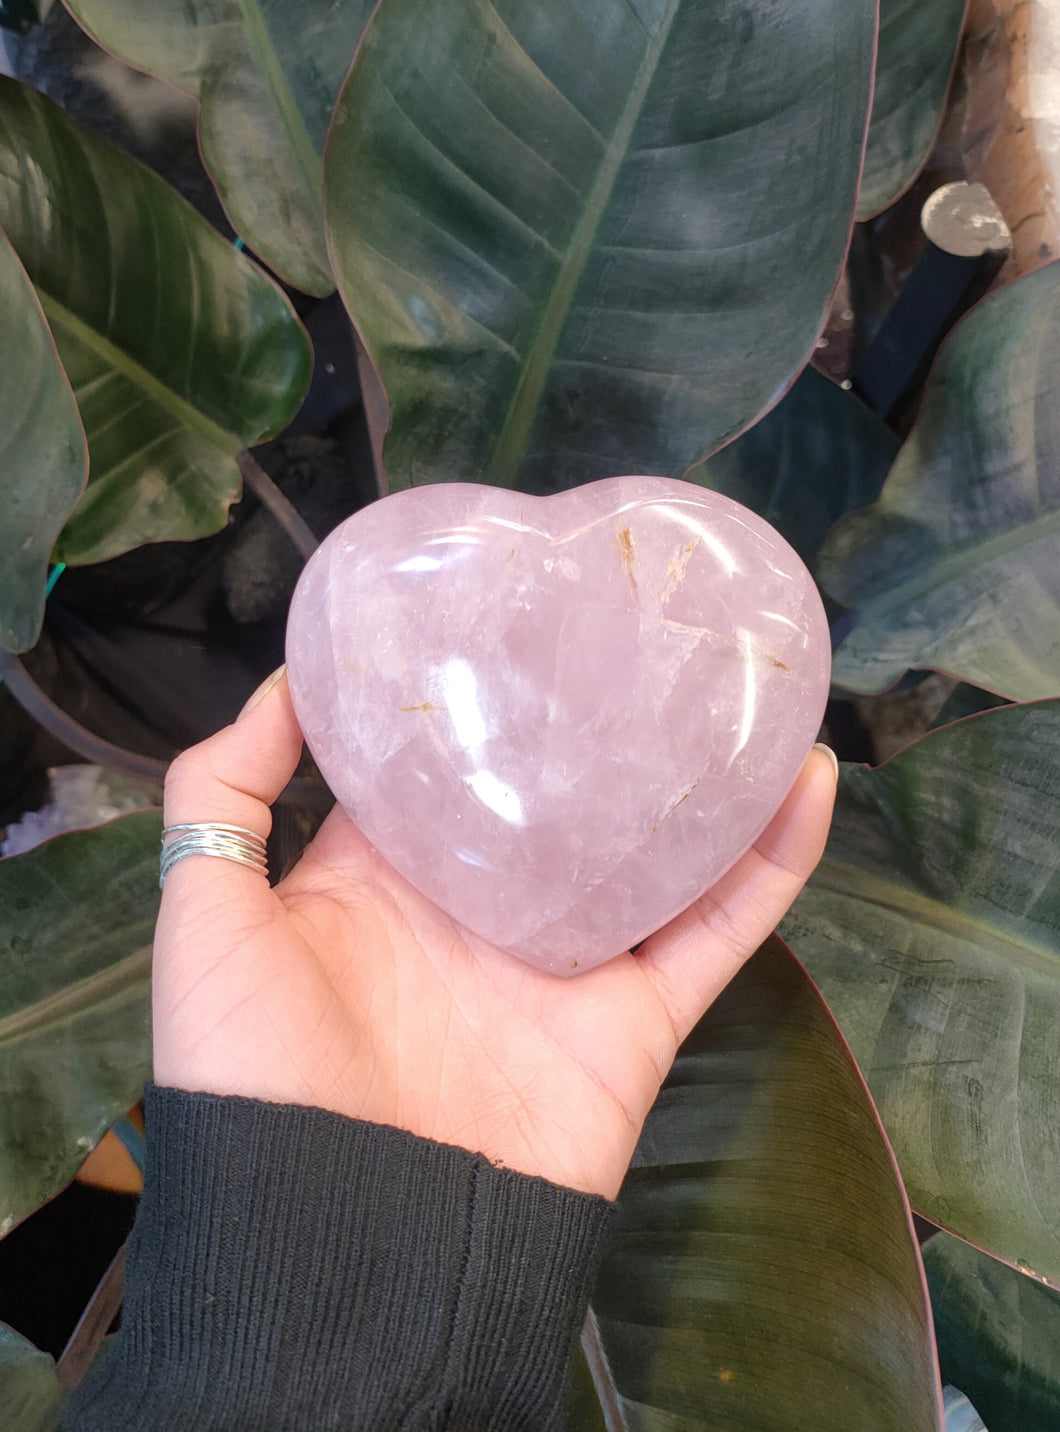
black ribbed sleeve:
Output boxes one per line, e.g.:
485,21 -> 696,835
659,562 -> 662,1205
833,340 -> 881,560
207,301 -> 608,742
64,1085 -> 614,1431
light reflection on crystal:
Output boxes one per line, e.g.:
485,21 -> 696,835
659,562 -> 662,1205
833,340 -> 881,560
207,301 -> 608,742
761,611 -> 801,633
657,505 -> 738,574
454,846 -> 501,871
466,770 -> 525,826
394,554 -> 444,574
440,659 -> 487,750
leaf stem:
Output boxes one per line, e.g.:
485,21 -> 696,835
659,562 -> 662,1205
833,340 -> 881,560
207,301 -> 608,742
238,451 -> 320,559
0,651 -> 330,810
56,1241 -> 128,1392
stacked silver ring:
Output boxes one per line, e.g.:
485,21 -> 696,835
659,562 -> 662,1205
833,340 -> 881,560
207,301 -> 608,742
159,823 -> 269,888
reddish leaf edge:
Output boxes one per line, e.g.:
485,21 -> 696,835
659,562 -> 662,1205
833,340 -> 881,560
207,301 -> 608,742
856,0 -> 971,223
833,691 -> 1055,772
828,656 -> 1035,705
61,6 -> 338,299
0,226 -> 89,654
819,711 -> 1060,1290
820,257 -> 1060,694
683,0 -> 882,471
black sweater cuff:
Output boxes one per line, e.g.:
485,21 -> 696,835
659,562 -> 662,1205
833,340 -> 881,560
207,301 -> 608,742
65,1085 -> 614,1431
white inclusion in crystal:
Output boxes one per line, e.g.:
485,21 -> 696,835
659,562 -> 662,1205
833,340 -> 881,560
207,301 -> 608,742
427,533 -> 486,548
441,659 -> 488,750
732,630 -> 758,761
660,506 -> 737,575
467,770 -> 525,826
484,515 -> 535,534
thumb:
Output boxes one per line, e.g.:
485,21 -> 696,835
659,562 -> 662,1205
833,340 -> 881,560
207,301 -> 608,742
159,666 -> 301,905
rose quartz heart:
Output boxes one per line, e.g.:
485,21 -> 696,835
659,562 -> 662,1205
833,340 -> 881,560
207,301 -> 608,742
285,476 -> 830,975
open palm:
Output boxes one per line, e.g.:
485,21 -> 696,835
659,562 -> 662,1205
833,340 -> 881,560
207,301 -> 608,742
155,669 -> 836,1199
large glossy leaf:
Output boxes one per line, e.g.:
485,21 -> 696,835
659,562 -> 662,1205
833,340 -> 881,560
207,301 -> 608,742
925,1232 -> 1060,1432
781,702 -> 1060,1287
686,365 -> 899,569
63,0 -> 375,295
0,77 -> 311,567
325,0 -> 876,492
0,812 -> 158,1233
857,0 -> 967,220
0,1327 -> 63,1432
0,227 -> 85,654
821,262 -> 1060,700
580,936 -> 942,1431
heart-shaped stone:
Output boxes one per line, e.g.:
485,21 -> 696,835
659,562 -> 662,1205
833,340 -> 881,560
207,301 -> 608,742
285,476 -> 830,975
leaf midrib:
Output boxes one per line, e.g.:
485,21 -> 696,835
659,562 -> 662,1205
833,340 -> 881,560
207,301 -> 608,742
0,946 -> 151,1048
808,858 -> 1060,985
488,0 -> 682,487
38,292 -> 240,454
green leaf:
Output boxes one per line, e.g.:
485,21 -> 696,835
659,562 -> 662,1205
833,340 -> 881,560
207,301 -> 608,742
857,0 -> 968,220
0,812 -> 159,1233
568,1347 -> 609,1432
0,77 -> 311,567
582,935 -> 942,1431
686,365 -> 899,569
925,1232 -> 1060,1432
0,1327 -> 64,1432
64,0 -> 376,296
781,702 -> 1060,1286
0,226 -> 86,654
821,262 -> 1060,701
325,0 -> 876,492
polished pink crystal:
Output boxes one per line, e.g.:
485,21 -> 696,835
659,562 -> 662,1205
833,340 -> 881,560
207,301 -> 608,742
285,477 -> 830,975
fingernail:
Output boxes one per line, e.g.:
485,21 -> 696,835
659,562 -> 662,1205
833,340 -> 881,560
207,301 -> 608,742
813,742 -> 840,781
238,664 -> 286,720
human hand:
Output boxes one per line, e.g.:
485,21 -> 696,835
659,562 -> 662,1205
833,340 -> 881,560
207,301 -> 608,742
155,668 -> 837,1200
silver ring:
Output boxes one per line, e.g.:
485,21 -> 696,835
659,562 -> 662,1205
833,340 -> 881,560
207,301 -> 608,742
160,823 -> 269,888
